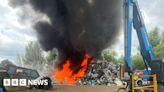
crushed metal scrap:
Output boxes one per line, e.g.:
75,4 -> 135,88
76,61 -> 123,86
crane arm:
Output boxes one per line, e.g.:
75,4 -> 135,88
124,0 -> 155,72
124,0 -> 164,90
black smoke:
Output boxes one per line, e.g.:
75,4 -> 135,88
9,0 -> 122,72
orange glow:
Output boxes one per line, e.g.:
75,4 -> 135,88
54,53 -> 93,85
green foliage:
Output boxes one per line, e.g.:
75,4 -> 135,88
162,32 -> 164,43
16,41 -> 58,75
154,43 -> 164,59
149,27 -> 161,47
118,55 -> 124,64
23,41 -> 45,65
101,50 -> 146,70
148,27 -> 164,60
47,48 -> 58,64
101,49 -> 117,62
132,54 -> 145,70
132,27 -> 164,69
99,27 -> 164,70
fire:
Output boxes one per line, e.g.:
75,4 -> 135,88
54,53 -> 93,85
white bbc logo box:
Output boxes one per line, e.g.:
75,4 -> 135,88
3,78 -> 48,86
3,79 -> 27,86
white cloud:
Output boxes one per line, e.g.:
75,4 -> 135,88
0,0 -> 9,7
138,0 -> 164,30
0,0 -> 36,61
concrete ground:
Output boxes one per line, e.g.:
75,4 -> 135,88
5,85 -> 127,92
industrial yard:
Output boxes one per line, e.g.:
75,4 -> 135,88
0,0 -> 164,92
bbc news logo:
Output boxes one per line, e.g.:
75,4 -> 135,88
3,79 -> 48,86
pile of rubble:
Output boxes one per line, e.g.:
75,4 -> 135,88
76,61 -> 122,86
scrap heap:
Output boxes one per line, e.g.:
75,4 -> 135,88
76,61 -> 122,86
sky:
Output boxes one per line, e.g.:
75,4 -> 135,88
0,0 -> 164,62
0,0 -> 36,61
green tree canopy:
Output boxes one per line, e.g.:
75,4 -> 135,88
23,41 -> 45,65
154,43 -> 164,59
47,48 -> 58,64
16,41 -> 57,75
147,27 -> 164,59
162,31 -> 164,43
149,27 -> 161,47
101,49 -> 117,62
132,54 -> 145,70
118,55 -> 125,65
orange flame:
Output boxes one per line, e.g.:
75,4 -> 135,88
54,53 -> 93,85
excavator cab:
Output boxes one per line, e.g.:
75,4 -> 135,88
151,60 -> 164,83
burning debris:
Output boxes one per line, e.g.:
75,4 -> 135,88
76,61 -> 122,86
9,0 -> 122,84
54,53 -> 94,84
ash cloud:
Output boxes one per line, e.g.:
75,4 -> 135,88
9,0 -> 122,71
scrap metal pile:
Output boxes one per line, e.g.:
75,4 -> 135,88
76,61 -> 122,86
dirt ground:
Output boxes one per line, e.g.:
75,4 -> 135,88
53,85 -> 125,92
5,85 -> 127,92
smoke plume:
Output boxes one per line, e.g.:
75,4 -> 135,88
9,0 -> 122,72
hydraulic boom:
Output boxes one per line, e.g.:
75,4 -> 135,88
124,0 -> 164,91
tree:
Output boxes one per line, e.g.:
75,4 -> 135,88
148,27 -> 161,47
131,28 -> 164,70
16,54 -> 23,66
148,28 -> 164,60
46,48 -> 58,65
118,55 -> 124,64
153,43 -> 164,59
101,49 -> 117,62
161,31 -> 164,43
22,41 -> 45,70
132,54 -> 145,70
15,41 -> 58,76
